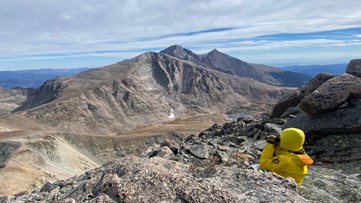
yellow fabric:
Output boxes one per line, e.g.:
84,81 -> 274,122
259,143 -> 312,185
280,128 -> 305,152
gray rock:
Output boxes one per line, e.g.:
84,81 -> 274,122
237,115 -> 255,123
223,135 -> 247,145
271,90 -> 302,118
263,123 -> 282,133
62,198 -> 76,203
155,146 -> 175,158
40,181 -> 56,193
300,165 -> 361,203
217,145 -> 230,152
0,196 -> 10,203
300,73 -> 361,115
350,98 -> 361,106
308,133 -> 361,163
216,150 -> 229,163
305,73 -> 335,95
160,139 -> 179,154
284,105 -> 361,144
270,73 -> 335,118
280,106 -> 301,118
185,143 -> 209,159
346,59 -> 361,78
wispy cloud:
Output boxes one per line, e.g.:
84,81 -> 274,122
1,0 -> 361,70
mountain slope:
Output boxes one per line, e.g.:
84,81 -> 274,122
250,63 -> 311,87
0,87 -> 34,115
10,50 -> 289,134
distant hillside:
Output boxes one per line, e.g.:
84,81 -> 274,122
281,64 -> 347,77
0,68 -> 90,89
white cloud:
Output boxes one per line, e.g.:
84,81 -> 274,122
1,0 -> 361,69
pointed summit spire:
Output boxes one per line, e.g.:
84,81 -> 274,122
207,48 -> 223,55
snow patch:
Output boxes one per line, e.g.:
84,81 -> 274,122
0,125 -> 10,132
168,108 -> 175,119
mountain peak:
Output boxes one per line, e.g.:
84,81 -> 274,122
160,45 -> 198,60
162,45 -> 184,52
210,48 -> 220,53
207,48 -> 225,56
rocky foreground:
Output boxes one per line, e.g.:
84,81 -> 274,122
1,113 -> 360,203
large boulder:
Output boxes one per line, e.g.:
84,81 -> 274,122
346,59 -> 361,78
300,74 -> 361,115
270,73 -> 335,118
270,90 -> 302,118
304,73 -> 335,95
284,103 -> 361,144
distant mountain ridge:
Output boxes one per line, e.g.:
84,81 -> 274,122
161,45 -> 311,87
0,68 -> 90,89
281,63 -> 347,77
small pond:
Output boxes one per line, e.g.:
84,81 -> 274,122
227,112 -> 248,120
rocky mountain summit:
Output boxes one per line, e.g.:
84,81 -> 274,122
3,46 -> 297,135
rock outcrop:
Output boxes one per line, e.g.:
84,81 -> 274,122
284,102 -> 361,143
272,59 -> 361,117
300,73 -> 361,115
270,73 -> 335,118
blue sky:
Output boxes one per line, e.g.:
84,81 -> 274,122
0,0 -> 361,71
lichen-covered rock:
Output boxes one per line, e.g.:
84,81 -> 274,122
300,74 -> 361,115
346,59 -> 361,78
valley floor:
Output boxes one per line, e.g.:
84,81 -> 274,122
0,113 -> 231,196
